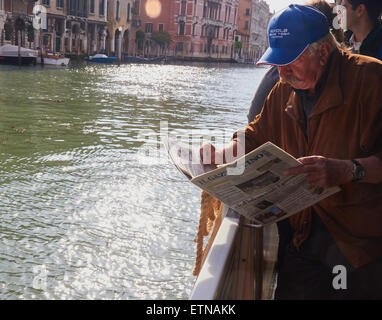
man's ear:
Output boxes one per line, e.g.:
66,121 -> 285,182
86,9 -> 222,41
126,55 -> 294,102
355,4 -> 367,18
319,42 -> 332,66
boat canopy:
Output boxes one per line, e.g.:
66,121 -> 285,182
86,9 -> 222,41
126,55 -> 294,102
0,44 -> 38,58
91,54 -> 108,59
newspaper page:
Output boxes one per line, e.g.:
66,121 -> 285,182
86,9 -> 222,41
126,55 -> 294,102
165,139 -> 340,226
163,137 -> 217,179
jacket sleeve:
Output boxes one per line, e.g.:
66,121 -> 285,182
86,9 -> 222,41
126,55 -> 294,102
233,83 -> 281,154
359,62 -> 382,161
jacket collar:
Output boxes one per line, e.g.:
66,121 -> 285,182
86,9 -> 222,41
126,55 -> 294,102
284,49 -> 344,122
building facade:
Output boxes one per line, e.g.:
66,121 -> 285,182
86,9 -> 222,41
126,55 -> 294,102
53,0 -> 108,54
174,0 -> 239,60
249,0 -> 271,62
0,0 -> 109,55
236,0 -> 252,61
0,0 -> 270,61
106,0 -> 133,57
133,0 -> 239,60
0,0 -> 34,48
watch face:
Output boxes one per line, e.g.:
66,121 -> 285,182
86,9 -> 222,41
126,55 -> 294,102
353,160 -> 365,181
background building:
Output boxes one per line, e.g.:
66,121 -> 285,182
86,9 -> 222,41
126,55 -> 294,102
176,0 -> 239,60
236,0 -> 252,61
249,0 -> 271,62
133,0 -> 239,61
0,0 -> 34,48
0,0 -> 271,61
106,0 -> 133,57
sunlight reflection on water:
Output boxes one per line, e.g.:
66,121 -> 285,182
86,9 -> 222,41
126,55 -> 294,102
0,63 -> 268,299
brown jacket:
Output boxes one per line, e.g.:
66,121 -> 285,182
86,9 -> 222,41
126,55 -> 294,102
234,49 -> 382,268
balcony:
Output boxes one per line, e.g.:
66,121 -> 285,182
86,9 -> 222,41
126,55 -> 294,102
178,15 -> 186,23
201,17 -> 223,28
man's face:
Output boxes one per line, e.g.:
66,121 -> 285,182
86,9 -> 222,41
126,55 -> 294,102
341,0 -> 357,31
277,48 -> 322,92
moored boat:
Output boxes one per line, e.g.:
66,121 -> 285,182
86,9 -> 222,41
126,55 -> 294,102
0,44 -> 37,65
86,53 -> 117,63
37,52 -> 70,66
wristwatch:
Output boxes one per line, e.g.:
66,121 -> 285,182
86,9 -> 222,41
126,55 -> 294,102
351,159 -> 365,182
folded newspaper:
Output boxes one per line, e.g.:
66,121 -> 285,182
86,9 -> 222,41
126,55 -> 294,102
164,138 -> 340,226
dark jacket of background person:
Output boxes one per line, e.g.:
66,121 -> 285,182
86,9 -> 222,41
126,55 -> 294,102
357,23 -> 382,59
247,67 -> 280,123
235,49 -> 382,269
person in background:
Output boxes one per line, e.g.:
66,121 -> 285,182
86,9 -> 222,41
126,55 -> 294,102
201,4 -> 382,299
341,0 -> 382,59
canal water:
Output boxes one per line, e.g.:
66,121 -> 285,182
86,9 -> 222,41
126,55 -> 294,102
0,62 -> 268,299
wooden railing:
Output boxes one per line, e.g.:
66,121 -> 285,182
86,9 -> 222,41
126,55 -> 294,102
190,205 -> 278,300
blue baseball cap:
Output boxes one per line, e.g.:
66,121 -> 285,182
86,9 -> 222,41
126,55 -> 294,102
257,4 -> 329,66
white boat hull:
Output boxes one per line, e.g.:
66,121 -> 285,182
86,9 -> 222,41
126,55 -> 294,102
37,57 -> 70,66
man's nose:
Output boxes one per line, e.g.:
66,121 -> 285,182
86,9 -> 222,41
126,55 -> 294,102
278,65 -> 291,77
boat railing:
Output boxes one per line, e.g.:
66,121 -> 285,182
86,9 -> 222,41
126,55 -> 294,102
190,205 -> 278,300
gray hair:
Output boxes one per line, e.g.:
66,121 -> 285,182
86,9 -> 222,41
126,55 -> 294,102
308,32 -> 339,56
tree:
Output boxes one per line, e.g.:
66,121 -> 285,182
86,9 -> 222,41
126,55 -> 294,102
234,41 -> 243,58
26,22 -> 34,47
151,31 -> 171,56
135,29 -> 145,51
4,20 -> 14,41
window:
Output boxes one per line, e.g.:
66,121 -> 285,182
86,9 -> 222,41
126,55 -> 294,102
192,23 -> 196,36
181,1 -> 186,15
244,21 -> 249,30
145,23 -> 153,33
133,0 -> 140,15
42,0 -> 50,7
176,42 -> 184,52
127,3 -> 131,21
158,23 -> 164,32
99,0 -> 105,16
56,0 -> 64,9
179,21 -> 185,35
89,0 -> 95,13
245,8 -> 250,16
116,1 -> 120,20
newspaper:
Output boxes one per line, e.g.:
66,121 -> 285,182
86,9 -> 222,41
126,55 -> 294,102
164,138 -> 340,226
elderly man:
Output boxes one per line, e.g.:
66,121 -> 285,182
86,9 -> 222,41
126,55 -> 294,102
202,4 -> 382,299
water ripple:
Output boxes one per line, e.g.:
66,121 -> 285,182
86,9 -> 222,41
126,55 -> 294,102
0,63 -> 268,299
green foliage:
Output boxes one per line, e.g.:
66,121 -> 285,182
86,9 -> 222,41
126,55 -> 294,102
151,31 -> 171,48
4,21 -> 14,41
234,41 -> 242,49
15,17 -> 25,32
135,29 -> 145,50
27,22 -> 34,43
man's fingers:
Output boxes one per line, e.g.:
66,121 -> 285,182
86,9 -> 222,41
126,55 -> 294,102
200,142 -> 214,164
284,163 -> 318,176
297,156 -> 321,164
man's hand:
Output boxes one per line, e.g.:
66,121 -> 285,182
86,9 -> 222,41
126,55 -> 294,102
283,156 -> 353,188
199,142 -> 223,165
199,140 -> 242,165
